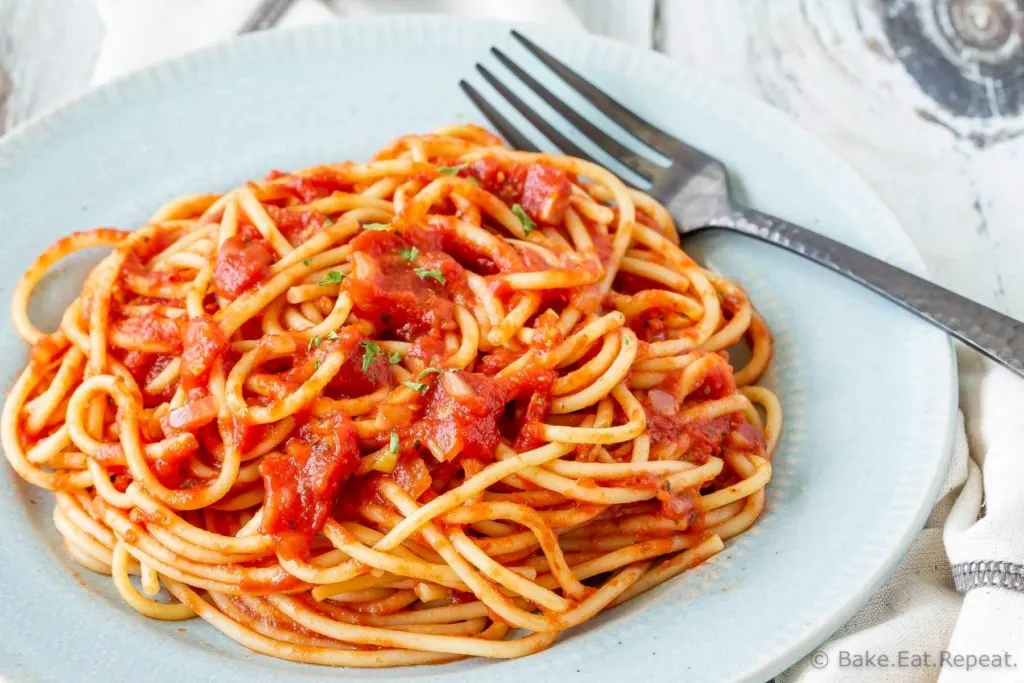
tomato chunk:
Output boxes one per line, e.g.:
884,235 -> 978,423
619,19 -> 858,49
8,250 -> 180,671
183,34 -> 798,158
259,413 -> 361,558
345,240 -> 461,341
466,159 -> 572,224
322,327 -> 395,398
212,227 -> 275,299
643,410 -> 742,464
520,163 -> 571,225
181,316 -> 228,389
414,368 -> 553,462
266,205 -> 330,246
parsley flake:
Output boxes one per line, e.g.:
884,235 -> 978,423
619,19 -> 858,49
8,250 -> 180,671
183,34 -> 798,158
438,164 -> 467,176
512,204 -> 536,235
313,360 -> 321,371
361,341 -> 382,372
318,271 -> 344,286
389,431 -> 400,455
399,246 -> 419,262
303,257 -> 313,266
414,268 -> 446,285
324,218 -> 334,226
624,337 -> 631,346
307,335 -> 322,351
403,380 -> 429,394
415,366 -> 444,381
362,223 -> 391,231
326,331 -> 339,340
388,351 -> 402,365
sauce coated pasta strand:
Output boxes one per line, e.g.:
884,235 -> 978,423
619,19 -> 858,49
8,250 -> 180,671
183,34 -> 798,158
3,125 -> 780,667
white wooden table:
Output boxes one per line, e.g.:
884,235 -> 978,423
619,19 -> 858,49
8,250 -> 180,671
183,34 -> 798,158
1,0 -> 1021,314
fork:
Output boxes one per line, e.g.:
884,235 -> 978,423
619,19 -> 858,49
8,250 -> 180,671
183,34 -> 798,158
460,30 -> 1024,380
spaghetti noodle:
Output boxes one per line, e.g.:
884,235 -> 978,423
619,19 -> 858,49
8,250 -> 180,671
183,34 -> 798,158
3,125 -> 781,666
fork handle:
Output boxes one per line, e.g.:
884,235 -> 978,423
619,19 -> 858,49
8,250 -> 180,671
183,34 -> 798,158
728,207 -> 1024,377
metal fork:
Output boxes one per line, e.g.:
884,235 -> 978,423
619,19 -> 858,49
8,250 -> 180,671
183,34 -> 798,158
461,30 -> 1024,379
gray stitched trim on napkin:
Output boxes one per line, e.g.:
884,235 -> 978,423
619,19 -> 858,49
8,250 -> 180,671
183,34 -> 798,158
952,561 -> 1024,593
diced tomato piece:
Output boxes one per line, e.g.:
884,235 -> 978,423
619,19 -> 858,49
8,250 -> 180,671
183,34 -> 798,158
322,327 -> 395,398
259,413 -> 361,558
266,170 -> 350,204
465,158 -> 513,200
520,163 -> 571,225
643,409 -> 743,464
265,205 -> 330,246
407,328 -> 448,366
466,158 -> 572,225
513,388 -> 551,451
414,367 -> 553,462
344,249 -> 460,341
212,227 -> 275,299
181,316 -> 228,389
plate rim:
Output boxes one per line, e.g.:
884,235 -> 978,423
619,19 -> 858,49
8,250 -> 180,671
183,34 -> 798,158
0,14 -> 959,683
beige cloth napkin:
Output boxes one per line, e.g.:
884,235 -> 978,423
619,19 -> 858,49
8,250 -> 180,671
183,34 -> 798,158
782,348 -> 1024,682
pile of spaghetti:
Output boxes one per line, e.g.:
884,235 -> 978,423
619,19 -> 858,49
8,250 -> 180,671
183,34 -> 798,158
3,125 -> 780,666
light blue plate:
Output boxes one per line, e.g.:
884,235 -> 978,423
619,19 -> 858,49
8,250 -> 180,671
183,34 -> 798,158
0,16 -> 956,683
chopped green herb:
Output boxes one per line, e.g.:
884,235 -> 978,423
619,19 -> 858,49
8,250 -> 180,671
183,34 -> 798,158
403,380 -> 429,394
313,360 -> 321,371
318,270 -> 345,286
388,351 -> 402,365
363,222 -> 391,231
512,204 -> 536,235
415,366 -> 444,381
414,268 -> 446,285
398,246 -> 419,262
326,331 -> 339,340
438,163 -> 467,176
624,336 -> 631,346
303,257 -> 313,266
361,341 -> 382,372
465,176 -> 481,186
307,335 -> 322,351
324,218 -> 334,226
389,431 -> 400,455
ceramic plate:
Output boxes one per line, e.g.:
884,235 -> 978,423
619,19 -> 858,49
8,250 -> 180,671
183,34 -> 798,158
0,16 -> 956,683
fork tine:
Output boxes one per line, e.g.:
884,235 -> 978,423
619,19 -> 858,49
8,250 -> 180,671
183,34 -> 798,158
511,30 -> 684,154
474,66 -> 591,161
474,65 -> 641,189
490,47 -> 662,181
458,80 -> 540,153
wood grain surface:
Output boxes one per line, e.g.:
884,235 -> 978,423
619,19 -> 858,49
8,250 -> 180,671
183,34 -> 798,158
0,0 -> 102,131
657,0 -> 1024,319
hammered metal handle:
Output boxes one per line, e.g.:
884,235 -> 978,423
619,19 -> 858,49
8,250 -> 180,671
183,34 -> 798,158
730,207 -> 1024,377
